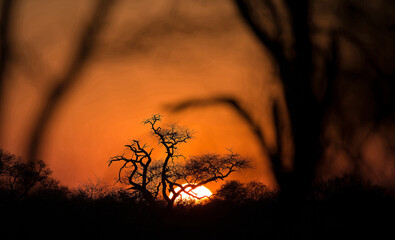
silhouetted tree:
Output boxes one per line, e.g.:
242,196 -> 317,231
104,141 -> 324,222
109,114 -> 250,208
234,0 -> 395,197
0,149 -> 58,199
216,180 -> 247,202
228,0 -> 335,201
30,177 -> 69,201
170,0 -> 395,200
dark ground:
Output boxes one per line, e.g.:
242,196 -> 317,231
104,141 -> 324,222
1,177 -> 394,240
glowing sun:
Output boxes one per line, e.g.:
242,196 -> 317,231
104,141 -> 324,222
170,184 -> 213,203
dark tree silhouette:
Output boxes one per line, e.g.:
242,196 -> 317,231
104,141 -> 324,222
216,180 -> 247,202
230,0 -> 337,200
109,114 -> 250,208
169,0 -> 395,199
0,149 -> 57,199
233,0 -> 395,197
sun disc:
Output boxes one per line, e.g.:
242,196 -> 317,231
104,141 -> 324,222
170,184 -> 213,203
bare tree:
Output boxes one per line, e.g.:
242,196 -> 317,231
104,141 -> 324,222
75,177 -> 112,200
109,114 -> 250,208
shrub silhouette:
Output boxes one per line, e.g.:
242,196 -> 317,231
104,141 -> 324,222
0,149 -> 61,199
216,180 -> 275,202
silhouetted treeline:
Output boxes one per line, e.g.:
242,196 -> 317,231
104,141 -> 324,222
0,149 -> 393,239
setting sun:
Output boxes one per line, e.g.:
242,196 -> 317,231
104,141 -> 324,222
170,184 -> 213,203
1,0 -> 393,238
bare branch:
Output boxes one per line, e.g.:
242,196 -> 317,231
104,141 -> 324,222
109,115 -> 249,208
234,0 -> 285,63
27,0 -> 116,163
0,0 -> 16,139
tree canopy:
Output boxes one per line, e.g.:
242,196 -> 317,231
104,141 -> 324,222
109,115 -> 250,208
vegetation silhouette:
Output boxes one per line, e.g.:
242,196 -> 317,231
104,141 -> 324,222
170,0 -> 395,199
1,149 -> 394,239
216,180 -> 275,203
0,0 -> 394,239
109,114 -> 250,208
165,1 -> 395,237
0,149 -> 64,200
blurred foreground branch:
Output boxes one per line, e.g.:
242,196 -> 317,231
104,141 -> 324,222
27,0 -> 116,163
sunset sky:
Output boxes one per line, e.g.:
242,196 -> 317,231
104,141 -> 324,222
2,2 -> 395,240
1,0 -> 394,191
1,0 -> 281,190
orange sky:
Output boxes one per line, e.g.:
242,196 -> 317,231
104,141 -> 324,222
2,0 -> 394,191
1,0 -> 282,190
